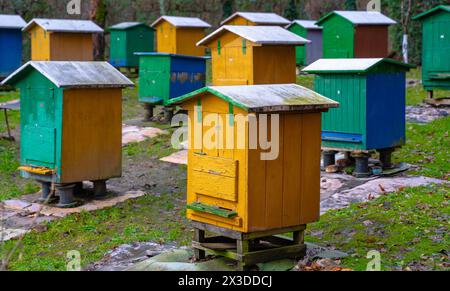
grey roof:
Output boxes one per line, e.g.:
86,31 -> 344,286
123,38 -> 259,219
151,16 -> 211,28
318,11 -> 396,25
23,18 -> 104,33
303,58 -> 413,73
287,20 -> 322,30
109,22 -> 149,30
1,62 -> 134,88
0,14 -> 26,29
221,12 -> 290,26
170,84 -> 339,113
198,25 -> 310,46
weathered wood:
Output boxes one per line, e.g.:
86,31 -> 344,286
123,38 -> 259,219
242,244 -> 306,265
187,202 -> 237,219
194,229 -> 206,261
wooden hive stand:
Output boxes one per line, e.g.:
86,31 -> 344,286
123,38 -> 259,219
191,221 -> 307,271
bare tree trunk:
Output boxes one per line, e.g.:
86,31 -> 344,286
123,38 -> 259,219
401,0 -> 412,63
90,0 -> 107,61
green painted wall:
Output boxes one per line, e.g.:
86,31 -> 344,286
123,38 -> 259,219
321,15 -> 355,58
288,24 -> 307,65
15,70 -> 64,180
421,10 -> 450,90
315,74 -> 367,150
138,55 -> 170,103
109,30 -> 128,65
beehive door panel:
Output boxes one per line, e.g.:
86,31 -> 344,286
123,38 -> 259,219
427,20 -> 450,74
110,31 -> 127,66
22,126 -> 56,166
217,47 -> 249,85
139,56 -> 170,103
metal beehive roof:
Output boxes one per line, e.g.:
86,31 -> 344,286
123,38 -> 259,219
23,18 -> 104,33
197,25 -> 310,46
286,20 -> 322,30
413,5 -> 450,20
221,12 -> 291,26
303,58 -> 414,73
109,22 -> 150,30
169,84 -> 338,113
0,14 -> 26,29
1,61 -> 134,88
317,11 -> 396,26
151,16 -> 211,28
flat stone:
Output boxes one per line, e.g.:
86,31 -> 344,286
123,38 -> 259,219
160,150 -> 188,165
315,250 -> 349,259
122,125 -> 167,146
0,228 -> 29,242
258,259 -> 297,271
3,199 -> 32,210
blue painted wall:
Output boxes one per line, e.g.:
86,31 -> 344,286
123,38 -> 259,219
366,72 -> 406,150
0,29 -> 23,78
169,55 -> 207,100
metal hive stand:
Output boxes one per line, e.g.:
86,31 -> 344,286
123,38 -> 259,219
191,221 -> 307,271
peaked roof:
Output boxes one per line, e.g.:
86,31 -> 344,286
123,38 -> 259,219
303,58 -> 414,73
197,25 -> 310,46
286,20 -> 322,30
108,22 -> 151,30
221,12 -> 291,26
317,11 -> 396,26
413,5 -> 450,20
151,16 -> 211,28
168,84 -> 338,113
1,62 -> 134,89
0,14 -> 26,29
23,18 -> 104,33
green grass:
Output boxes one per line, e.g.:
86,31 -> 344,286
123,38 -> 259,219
0,91 -> 20,133
296,74 -> 314,90
394,117 -> 450,180
307,184 -> 449,271
406,68 -> 449,106
123,132 -> 179,159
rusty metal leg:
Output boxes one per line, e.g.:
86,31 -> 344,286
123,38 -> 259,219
3,109 -> 12,139
323,151 -> 337,168
194,228 -> 206,261
352,152 -> 371,178
93,180 -> 107,198
56,184 -> 77,208
427,90 -> 434,100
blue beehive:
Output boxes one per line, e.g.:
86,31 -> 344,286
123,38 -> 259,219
136,53 -> 209,106
0,15 -> 26,79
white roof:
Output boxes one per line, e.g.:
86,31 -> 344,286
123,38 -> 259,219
198,25 -> 310,46
221,12 -> 291,26
2,62 -> 134,88
23,18 -> 104,33
303,58 -> 409,72
328,11 -> 396,25
0,14 -> 26,29
109,22 -> 148,30
151,16 -> 211,28
287,20 -> 322,30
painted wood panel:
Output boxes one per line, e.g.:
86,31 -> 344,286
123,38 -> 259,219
175,28 -> 206,56
354,25 -> 389,58
30,26 -> 50,61
50,33 -> 94,61
252,46 -> 297,84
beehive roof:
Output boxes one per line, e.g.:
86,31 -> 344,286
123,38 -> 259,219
197,25 -> 310,46
23,18 -> 104,33
303,58 -> 414,74
108,22 -> 151,30
135,52 -> 210,60
168,84 -> 338,113
1,62 -> 134,88
0,14 -> 26,29
413,5 -> 450,20
221,12 -> 290,26
286,20 -> 322,30
317,11 -> 396,26
151,16 -> 211,28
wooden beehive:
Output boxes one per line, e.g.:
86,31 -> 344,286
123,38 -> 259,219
286,20 -> 323,66
152,16 -> 211,57
0,15 -> 26,79
197,26 -> 310,86
221,12 -> 290,26
413,5 -> 450,95
303,58 -> 413,152
108,22 -> 155,68
317,11 -> 396,59
1,62 -> 133,184
168,84 -> 338,233
23,19 -> 103,61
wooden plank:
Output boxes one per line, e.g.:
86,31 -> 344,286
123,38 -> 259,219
192,241 -> 241,261
187,202 -> 237,218
191,154 -> 237,178
194,229 -> 206,260
191,171 -> 237,202
191,221 -> 243,240
243,244 -> 306,265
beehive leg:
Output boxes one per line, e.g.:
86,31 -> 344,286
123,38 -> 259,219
143,104 -> 154,121
379,148 -> 395,170
427,90 -> 434,100
351,152 -> 371,178
163,107 -> 174,123
37,181 -> 54,203
74,182 -> 84,195
193,228 -> 206,261
293,229 -> 307,259
93,180 -> 107,198
237,239 -> 251,271
56,184 -> 77,208
322,151 -> 337,168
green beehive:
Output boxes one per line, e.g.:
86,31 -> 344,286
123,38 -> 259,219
109,22 -> 155,68
413,5 -> 450,99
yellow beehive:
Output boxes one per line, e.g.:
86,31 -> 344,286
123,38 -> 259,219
168,84 -> 338,233
197,26 -> 310,86
221,12 -> 291,26
23,19 -> 103,61
152,16 -> 211,56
